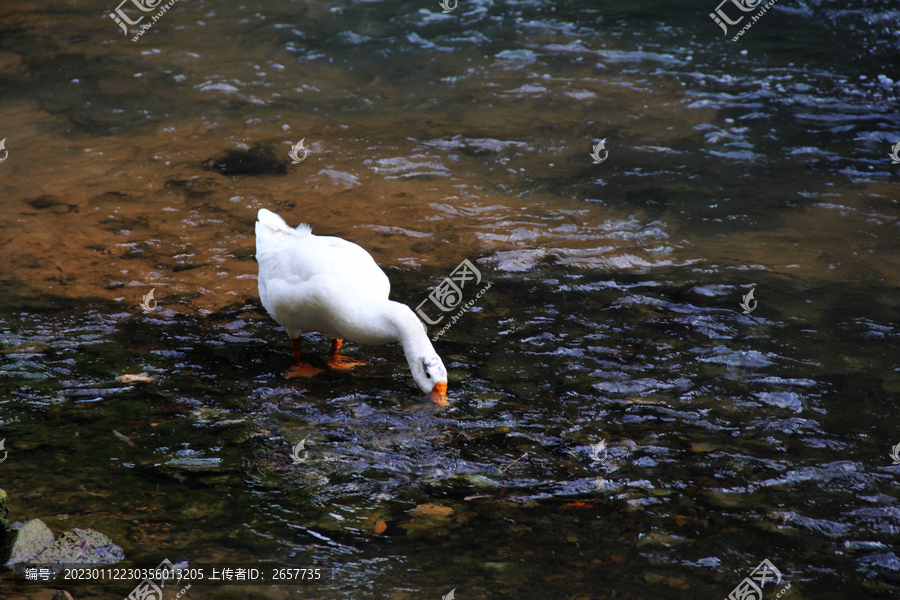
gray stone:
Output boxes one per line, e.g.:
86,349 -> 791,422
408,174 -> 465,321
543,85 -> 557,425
5,519 -> 55,566
33,528 -> 124,564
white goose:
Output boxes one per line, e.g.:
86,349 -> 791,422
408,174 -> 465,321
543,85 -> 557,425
255,208 -> 448,405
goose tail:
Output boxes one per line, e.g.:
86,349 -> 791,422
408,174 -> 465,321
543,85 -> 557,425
256,208 -> 312,238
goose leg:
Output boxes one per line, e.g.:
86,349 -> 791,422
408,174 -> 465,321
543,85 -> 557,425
327,339 -> 367,371
286,337 -> 324,378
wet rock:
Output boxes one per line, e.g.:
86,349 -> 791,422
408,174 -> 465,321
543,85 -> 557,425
5,519 -> 55,566
33,528 -> 124,564
410,504 -> 453,517
1,342 -> 50,355
690,442 -> 719,453
644,572 -> 689,588
163,456 -> 224,470
27,195 -> 64,210
758,391 -> 803,412
163,177 -> 218,199
117,374 -> 155,384
0,488 -> 8,530
401,503 -> 458,539
182,503 -> 227,521
458,473 -> 501,490
202,145 -> 287,176
637,530 -> 686,548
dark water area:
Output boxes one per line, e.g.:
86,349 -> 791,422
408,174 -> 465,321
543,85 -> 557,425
1,0 -> 900,598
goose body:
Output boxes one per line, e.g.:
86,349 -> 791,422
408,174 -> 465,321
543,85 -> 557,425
255,208 -> 448,404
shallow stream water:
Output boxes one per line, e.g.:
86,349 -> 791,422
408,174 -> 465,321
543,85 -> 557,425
1,0 -> 900,598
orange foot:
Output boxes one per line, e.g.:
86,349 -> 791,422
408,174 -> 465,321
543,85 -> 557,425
285,337 -> 324,379
327,339 -> 367,372
286,363 -> 324,379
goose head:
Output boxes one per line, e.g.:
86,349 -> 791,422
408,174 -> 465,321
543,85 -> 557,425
395,306 -> 448,405
409,349 -> 448,406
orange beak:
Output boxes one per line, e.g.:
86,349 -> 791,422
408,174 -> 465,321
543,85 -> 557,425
429,381 -> 448,406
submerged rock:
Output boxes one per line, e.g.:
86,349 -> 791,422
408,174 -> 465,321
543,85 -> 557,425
4,520 -> 125,567
5,519 -> 55,566
410,504 -> 453,517
202,145 -> 288,176
1,342 -> 50,355
457,473 -> 501,490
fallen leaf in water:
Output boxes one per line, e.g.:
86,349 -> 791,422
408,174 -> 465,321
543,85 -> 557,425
411,504 -> 453,516
373,521 -> 387,535
113,430 -> 135,446
117,374 -> 154,384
